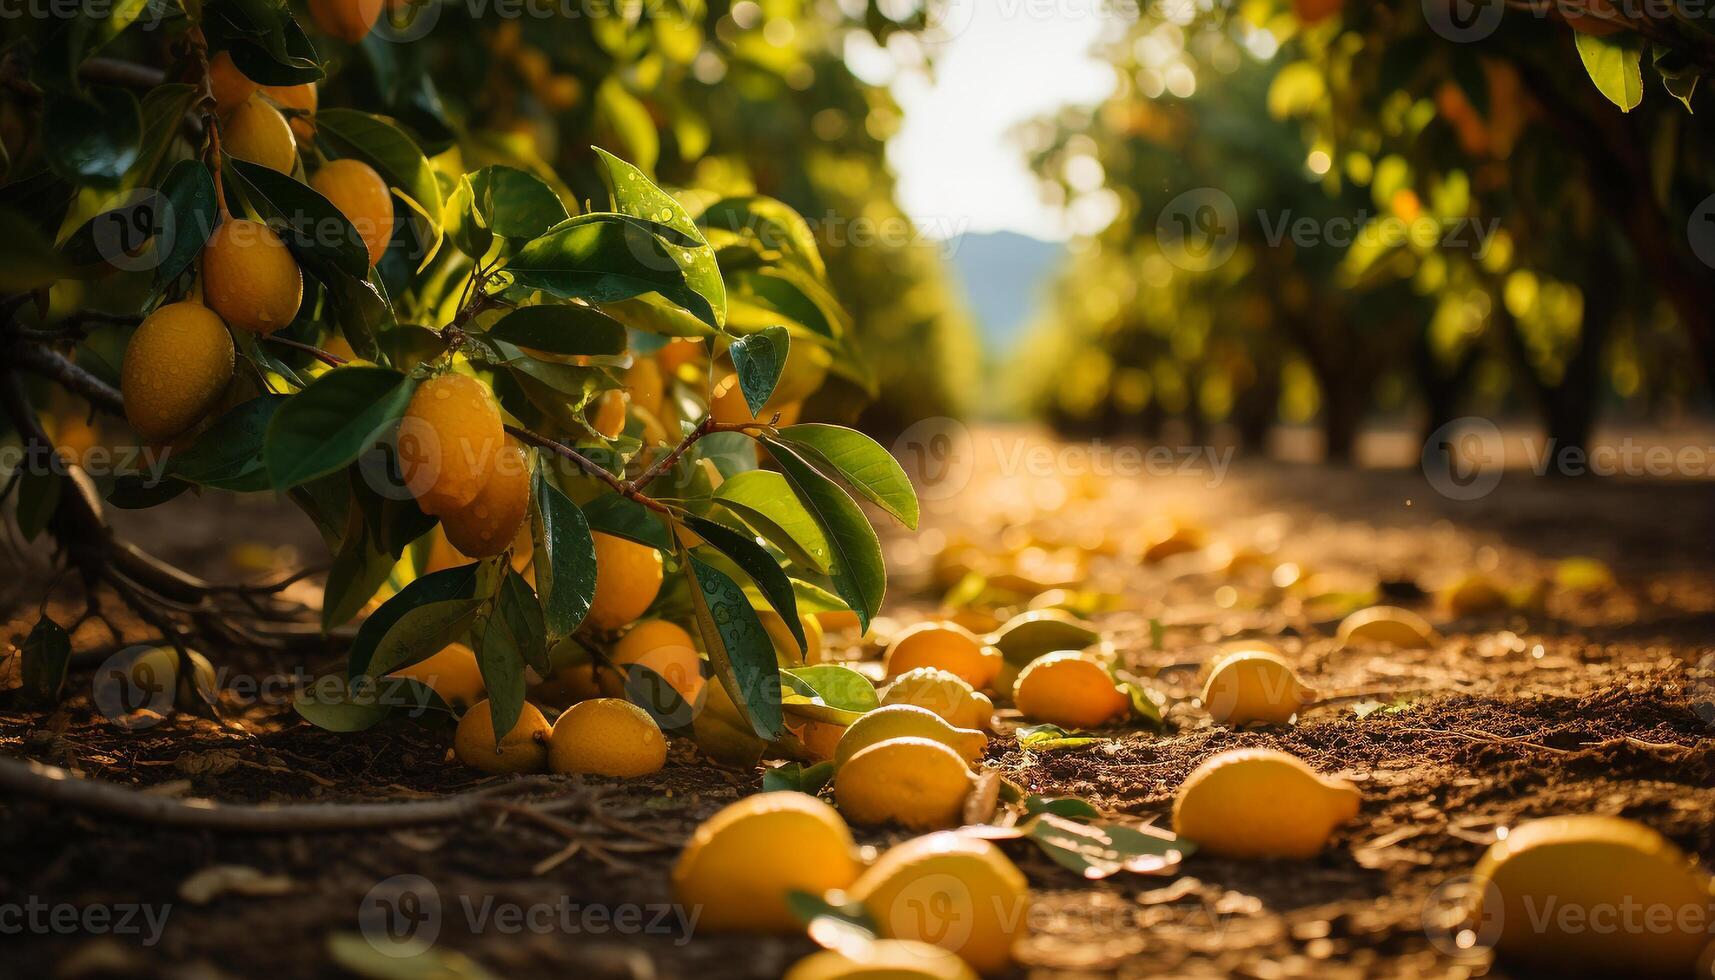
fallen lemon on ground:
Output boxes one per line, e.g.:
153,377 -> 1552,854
548,698 -> 666,777
835,737 -> 974,831
1444,575 -> 1510,617
672,792 -> 861,932
784,939 -> 977,980
883,622 -> 1002,690
881,667 -> 994,731
1336,605 -> 1439,649
1200,649 -> 1314,726
1012,651 -> 1131,729
386,642 -> 484,712
1470,814 -> 1715,975
611,618 -> 705,706
453,699 -> 549,774
1172,748 -> 1360,857
833,704 -> 987,769
848,831 -> 1030,974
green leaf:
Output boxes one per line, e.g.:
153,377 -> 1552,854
494,567 -> 549,676
292,679 -> 397,733
477,607 -> 529,738
683,552 -> 782,740
763,760 -> 835,794
326,270 -> 394,365
781,664 -> 880,715
447,165 -> 568,259
1026,813 -> 1191,879
698,196 -> 827,279
323,516 -> 396,630
42,87 -> 140,186
767,442 -> 885,631
168,395 -> 284,492
594,81 -> 660,176
349,562 -> 482,677
487,304 -> 627,356
727,325 -> 788,416
0,209 -> 74,291
153,160 -> 219,291
367,597 -> 485,679
1016,724 -> 1104,751
15,463 -> 63,542
581,492 -> 673,550
530,469 -> 597,641
226,159 -> 369,279
264,366 -> 417,490
684,515 -> 804,652
713,471 -> 831,572
1576,33 -> 1644,112
592,145 -> 725,326
315,108 -> 444,257
507,213 -> 718,328
21,617 -> 71,704
1023,795 -> 1103,821
770,424 -> 919,530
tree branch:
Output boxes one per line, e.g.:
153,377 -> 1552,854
10,341 -> 125,416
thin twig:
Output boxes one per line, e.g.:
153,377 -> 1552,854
262,335 -> 348,367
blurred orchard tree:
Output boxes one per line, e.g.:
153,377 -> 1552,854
1016,0 -> 1715,459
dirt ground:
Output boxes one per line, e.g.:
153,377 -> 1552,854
3,426 -> 1713,979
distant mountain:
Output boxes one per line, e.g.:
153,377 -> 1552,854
941,231 -> 1064,356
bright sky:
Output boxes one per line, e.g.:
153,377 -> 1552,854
850,6 -> 1116,242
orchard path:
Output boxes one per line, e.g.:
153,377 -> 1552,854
3,425 -> 1713,978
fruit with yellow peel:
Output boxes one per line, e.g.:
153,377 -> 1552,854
883,622 -> 1002,690
833,704 -> 987,769
848,831 -> 1029,974
398,373 -> 503,515
784,940 -> 977,980
672,792 -> 862,932
312,158 -> 393,267
611,618 -> 704,706
200,219 -> 303,335
386,642 -> 484,711
1171,748 -> 1360,857
550,662 -> 626,703
120,302 -> 234,441
834,736 -> 974,831
1469,814 -> 1715,975
760,609 -> 825,665
589,388 -> 627,438
586,532 -> 664,630
307,0 -> 382,42
119,646 -> 218,709
815,609 -> 863,634
261,82 -> 317,141
548,697 -> 667,777
1012,651 -> 1131,729
1336,605 -> 1439,649
453,699 -> 550,773
790,719 -> 845,761
222,95 -> 296,173
625,357 -> 665,421
1200,649 -> 1314,726
438,440 -> 528,559
881,667 -> 994,731
655,337 -> 704,378
209,52 -> 258,113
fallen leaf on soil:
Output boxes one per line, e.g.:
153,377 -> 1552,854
179,865 -> 296,904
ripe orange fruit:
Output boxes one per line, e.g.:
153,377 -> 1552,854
387,642 -> 485,712
848,832 -> 1029,974
201,218 -> 303,335
586,532 -> 663,630
208,52 -> 258,114
548,697 -> 668,777
655,337 -> 704,378
589,388 -> 626,438
452,699 -> 550,773
311,158 -> 393,267
261,82 -> 317,141
611,618 -> 704,706
672,792 -> 862,932
120,302 -> 234,441
221,95 -> 296,173
883,622 -> 1002,690
307,0 -> 382,43
398,373 -> 504,515
625,358 -> 665,421
1012,652 -> 1130,729
438,440 -> 529,558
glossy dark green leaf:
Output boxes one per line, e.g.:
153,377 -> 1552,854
507,213 -> 717,328
153,160 -> 219,290
495,567 -> 549,676
226,159 -> 369,279
477,607 -> 529,738
487,304 -> 627,356
683,515 -> 803,653
347,564 -> 483,677
264,366 -> 417,490
593,147 -> 725,327
771,424 -> 919,529
683,552 -> 782,740
766,442 -> 885,631
167,395 -> 284,492
727,325 -> 788,416
581,492 -> 673,550
323,515 -> 395,630
315,108 -> 443,251
713,471 -> 830,572
43,87 -> 140,187
530,469 -> 596,641
697,196 -> 826,278
448,165 -> 568,258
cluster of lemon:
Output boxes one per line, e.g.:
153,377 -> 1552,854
120,54 -> 393,445
675,792 -> 1028,977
